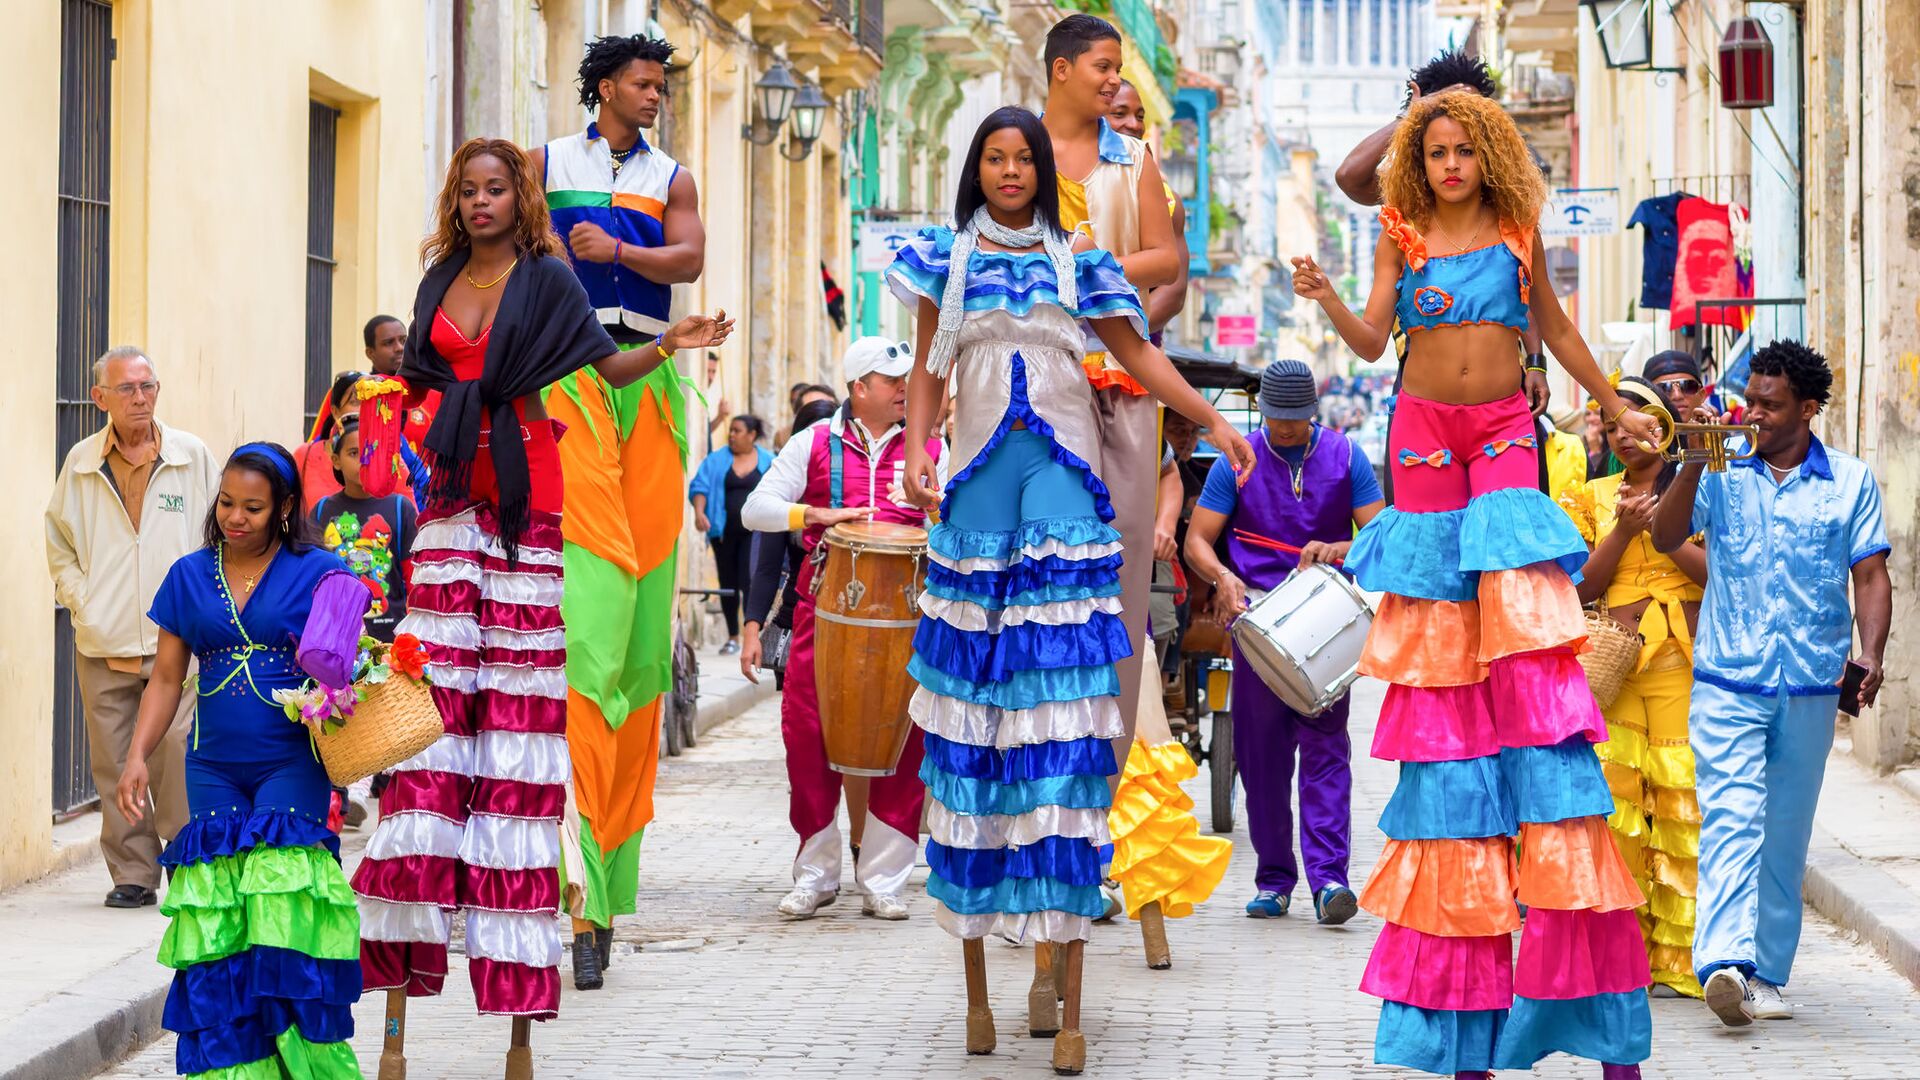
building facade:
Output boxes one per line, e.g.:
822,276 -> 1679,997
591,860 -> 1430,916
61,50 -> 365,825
1,0 -> 432,889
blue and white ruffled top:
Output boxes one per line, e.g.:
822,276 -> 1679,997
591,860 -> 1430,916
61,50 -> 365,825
886,226 -> 1146,492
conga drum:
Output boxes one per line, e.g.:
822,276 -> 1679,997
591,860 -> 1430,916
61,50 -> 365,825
811,520 -> 928,776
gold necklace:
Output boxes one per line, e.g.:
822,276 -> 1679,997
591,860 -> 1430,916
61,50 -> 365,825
224,541 -> 277,594
1433,212 -> 1488,255
465,257 -> 519,290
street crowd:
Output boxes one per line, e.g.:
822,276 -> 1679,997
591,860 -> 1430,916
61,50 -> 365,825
42,13 -> 1892,1080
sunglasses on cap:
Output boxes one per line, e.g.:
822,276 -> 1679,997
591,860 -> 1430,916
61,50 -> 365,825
1652,376 -> 1703,394
885,341 -> 912,359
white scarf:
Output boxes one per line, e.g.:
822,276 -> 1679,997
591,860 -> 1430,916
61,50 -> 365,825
925,205 -> 1080,379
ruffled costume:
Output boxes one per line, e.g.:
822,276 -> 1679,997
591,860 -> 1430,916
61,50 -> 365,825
354,313 -> 571,1020
147,547 -> 370,1078
1561,475 -> 1706,998
1108,692 -> 1231,920
887,226 -> 1144,943
1352,211 -> 1651,1074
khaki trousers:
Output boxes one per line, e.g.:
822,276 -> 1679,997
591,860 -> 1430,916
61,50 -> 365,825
75,653 -> 191,888
1093,388 -> 1161,775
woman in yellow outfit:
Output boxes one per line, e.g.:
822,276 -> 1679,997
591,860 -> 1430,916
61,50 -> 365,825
1559,376 -> 1708,997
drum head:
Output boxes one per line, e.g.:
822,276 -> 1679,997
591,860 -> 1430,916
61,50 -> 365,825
825,519 -> 929,552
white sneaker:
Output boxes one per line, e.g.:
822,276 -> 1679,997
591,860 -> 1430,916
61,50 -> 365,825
776,887 -> 837,918
1703,968 -> 1754,1027
1749,979 -> 1793,1020
861,892 -> 909,920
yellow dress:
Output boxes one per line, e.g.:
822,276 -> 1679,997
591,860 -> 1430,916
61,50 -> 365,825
1108,648 -> 1232,919
1559,475 -> 1706,997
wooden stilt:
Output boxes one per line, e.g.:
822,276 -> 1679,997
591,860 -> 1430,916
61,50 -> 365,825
1051,940 -> 1086,1074
963,939 -> 995,1055
1028,941 -> 1060,1037
1139,900 -> 1172,970
377,989 -> 408,1080
504,1017 -> 533,1080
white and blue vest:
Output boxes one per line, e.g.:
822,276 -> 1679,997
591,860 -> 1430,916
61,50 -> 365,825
545,122 -> 679,336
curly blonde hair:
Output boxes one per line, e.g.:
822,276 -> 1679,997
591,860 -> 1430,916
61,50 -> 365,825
422,138 -> 566,269
1379,92 -> 1547,229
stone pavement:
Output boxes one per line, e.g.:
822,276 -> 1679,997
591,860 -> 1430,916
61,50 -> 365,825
94,679 -> 1920,1079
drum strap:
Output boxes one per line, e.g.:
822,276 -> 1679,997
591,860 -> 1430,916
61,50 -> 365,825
829,431 -> 846,509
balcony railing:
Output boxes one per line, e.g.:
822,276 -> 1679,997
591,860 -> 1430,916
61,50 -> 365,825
829,0 -> 851,23
857,0 -> 883,55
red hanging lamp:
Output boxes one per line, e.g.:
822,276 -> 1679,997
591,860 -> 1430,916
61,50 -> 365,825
1718,16 -> 1774,109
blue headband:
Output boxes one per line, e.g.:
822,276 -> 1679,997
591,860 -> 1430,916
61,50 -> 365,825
231,442 -> 297,488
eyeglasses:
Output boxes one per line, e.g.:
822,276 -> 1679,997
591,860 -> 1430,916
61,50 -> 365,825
104,381 -> 160,399
1654,377 -> 1703,394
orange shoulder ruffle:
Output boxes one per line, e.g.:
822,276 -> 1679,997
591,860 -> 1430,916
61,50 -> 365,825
1378,207 -> 1429,272
1500,218 -> 1535,305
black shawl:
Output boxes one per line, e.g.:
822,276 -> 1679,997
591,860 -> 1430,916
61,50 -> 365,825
401,248 -> 618,559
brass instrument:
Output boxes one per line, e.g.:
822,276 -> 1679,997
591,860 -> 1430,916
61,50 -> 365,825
1640,402 -> 1759,472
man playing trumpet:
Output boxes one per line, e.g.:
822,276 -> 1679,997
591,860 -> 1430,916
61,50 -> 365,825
1650,340 -> 1892,1028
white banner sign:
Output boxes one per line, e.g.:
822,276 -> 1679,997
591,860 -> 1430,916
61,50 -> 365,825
1542,189 -> 1620,238
859,221 -> 937,273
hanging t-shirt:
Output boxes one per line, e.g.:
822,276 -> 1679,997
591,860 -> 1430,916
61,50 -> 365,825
1627,192 -> 1687,311
1670,197 -> 1752,330
312,492 -> 418,641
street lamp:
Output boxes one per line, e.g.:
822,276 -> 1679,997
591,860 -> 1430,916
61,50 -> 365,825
780,82 -> 830,162
1580,0 -> 1680,73
741,62 -> 799,146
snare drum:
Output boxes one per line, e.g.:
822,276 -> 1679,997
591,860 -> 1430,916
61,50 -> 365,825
1229,563 -> 1374,716
811,520 -> 928,776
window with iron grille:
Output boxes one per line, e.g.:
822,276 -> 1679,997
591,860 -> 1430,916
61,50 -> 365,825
304,102 -> 340,434
53,0 -> 113,815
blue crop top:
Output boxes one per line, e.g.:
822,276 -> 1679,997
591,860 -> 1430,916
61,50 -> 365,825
1382,208 -> 1535,335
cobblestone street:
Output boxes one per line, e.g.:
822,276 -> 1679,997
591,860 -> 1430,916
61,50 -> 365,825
101,681 -> 1920,1079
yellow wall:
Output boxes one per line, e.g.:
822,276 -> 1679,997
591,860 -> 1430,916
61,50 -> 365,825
0,1 -> 428,889
0,2 -> 63,890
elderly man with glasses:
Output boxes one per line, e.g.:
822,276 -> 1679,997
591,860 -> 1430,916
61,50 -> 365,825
45,345 -> 218,908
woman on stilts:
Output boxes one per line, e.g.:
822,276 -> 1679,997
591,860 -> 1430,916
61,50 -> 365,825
350,136 -> 731,1075
891,106 -> 1253,1074
116,443 -> 371,1078
1294,90 -> 1662,1078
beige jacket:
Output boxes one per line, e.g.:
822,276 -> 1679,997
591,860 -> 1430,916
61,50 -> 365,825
46,419 -> 219,659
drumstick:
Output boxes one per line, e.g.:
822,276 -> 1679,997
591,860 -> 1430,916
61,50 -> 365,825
1231,529 -> 1345,567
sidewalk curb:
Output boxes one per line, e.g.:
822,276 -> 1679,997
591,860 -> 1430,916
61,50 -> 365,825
1803,827 -> 1920,993
693,675 -> 775,738
0,951 -> 171,1080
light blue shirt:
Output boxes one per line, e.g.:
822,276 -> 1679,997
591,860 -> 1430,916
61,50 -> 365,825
1691,435 -> 1890,696
689,445 -> 774,539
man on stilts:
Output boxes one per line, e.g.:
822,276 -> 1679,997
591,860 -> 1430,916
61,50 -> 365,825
535,32 -> 708,991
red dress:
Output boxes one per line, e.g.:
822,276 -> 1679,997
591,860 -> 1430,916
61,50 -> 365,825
428,307 -> 565,513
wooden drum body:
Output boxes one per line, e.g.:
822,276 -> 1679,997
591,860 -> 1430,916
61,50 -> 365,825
811,520 -> 928,776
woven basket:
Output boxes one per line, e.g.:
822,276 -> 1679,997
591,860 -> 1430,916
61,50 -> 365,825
315,674 -> 443,786
1578,606 -> 1643,710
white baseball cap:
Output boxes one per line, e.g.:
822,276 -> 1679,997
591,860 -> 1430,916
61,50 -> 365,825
844,336 -> 916,382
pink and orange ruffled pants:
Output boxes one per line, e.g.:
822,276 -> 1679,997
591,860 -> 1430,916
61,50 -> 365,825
1348,393 -> 1651,1074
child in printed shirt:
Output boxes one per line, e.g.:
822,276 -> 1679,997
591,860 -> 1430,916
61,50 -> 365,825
311,417 -> 418,642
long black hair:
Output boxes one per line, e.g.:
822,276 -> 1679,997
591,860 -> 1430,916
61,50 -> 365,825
204,442 -> 313,553
954,107 -> 1064,237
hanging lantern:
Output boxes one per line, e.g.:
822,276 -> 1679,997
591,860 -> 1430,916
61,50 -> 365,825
1718,16 -> 1774,109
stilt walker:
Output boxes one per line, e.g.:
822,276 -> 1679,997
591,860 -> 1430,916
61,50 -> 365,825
1293,91 -> 1658,1078
891,106 -> 1252,1074
536,31 -> 707,989
351,136 -> 731,1072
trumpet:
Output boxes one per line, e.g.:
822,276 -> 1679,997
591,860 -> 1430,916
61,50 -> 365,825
1639,402 -> 1759,473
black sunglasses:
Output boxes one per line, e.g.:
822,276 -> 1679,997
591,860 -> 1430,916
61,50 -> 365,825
1654,377 -> 1703,394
